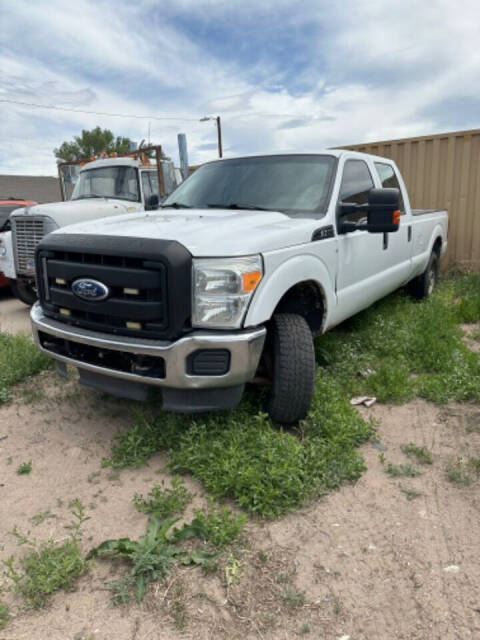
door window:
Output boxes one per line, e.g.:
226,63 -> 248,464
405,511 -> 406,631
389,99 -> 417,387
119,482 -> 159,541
374,162 -> 405,213
339,160 -> 374,223
141,172 -> 152,202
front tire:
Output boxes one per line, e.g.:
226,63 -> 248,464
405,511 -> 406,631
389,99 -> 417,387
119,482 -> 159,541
10,278 -> 37,306
265,313 -> 315,425
407,250 -> 439,300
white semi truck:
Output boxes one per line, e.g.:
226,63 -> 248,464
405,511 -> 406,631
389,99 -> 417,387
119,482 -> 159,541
30,150 -> 448,424
0,147 -> 180,304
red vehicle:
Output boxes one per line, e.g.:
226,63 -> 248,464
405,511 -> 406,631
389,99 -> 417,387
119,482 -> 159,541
0,198 -> 37,287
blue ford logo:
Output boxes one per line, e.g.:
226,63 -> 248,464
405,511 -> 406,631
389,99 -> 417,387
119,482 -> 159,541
71,278 -> 110,302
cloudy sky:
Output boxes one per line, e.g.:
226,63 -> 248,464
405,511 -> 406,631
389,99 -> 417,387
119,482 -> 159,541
1,0 -> 479,175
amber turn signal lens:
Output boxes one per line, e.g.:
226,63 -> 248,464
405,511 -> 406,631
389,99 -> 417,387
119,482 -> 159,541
242,270 -> 262,292
393,209 -> 401,225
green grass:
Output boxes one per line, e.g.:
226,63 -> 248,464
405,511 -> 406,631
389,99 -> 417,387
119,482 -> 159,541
133,477 -> 192,518
4,501 -> 89,609
16,461 -> 32,475
385,462 -> 421,477
185,500 -> 246,548
0,333 -> 51,404
0,602 -> 9,630
401,443 -> 433,465
103,273 -> 479,518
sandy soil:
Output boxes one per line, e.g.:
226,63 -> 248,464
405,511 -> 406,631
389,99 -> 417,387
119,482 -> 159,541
0,347 -> 479,638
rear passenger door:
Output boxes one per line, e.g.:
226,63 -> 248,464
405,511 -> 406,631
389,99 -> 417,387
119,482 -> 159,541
335,158 -> 396,322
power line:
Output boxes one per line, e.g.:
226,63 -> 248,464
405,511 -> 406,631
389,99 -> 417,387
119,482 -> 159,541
0,98 -> 201,122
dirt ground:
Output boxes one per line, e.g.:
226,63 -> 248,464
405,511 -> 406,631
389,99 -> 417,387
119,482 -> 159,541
0,361 -> 479,640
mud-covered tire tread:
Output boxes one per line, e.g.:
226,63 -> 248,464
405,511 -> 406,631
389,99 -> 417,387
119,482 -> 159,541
266,313 -> 315,425
407,251 -> 438,300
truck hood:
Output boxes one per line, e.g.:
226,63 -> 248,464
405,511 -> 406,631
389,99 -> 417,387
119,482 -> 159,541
51,208 -> 321,255
10,198 -> 141,228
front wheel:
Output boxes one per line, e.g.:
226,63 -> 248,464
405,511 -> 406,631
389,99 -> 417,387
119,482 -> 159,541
265,313 -> 315,425
10,278 -> 37,306
407,250 -> 439,300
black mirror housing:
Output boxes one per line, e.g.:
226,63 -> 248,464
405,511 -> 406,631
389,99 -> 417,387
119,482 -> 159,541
339,187 -> 401,234
146,194 -> 160,210
366,188 -> 400,233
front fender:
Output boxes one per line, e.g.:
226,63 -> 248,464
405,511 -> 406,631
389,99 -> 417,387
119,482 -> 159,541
244,253 -> 336,329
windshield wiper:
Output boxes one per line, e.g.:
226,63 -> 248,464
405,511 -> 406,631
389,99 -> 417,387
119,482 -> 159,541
160,202 -> 192,209
206,203 -> 273,211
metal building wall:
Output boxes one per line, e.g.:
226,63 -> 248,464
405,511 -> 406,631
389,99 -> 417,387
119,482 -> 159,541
341,129 -> 480,269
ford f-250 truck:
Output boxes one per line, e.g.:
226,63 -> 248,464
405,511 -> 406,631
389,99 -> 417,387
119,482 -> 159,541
1,149 -> 179,305
30,150 -> 448,424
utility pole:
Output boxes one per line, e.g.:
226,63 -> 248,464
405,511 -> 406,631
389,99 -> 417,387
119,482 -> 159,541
200,116 -> 223,158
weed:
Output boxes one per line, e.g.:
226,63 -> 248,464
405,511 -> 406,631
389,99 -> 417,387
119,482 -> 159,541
0,602 -> 8,630
401,443 -> 433,465
30,510 -> 56,526
0,332 -> 51,404
170,580 -> 187,629
399,485 -> 422,501
385,463 -> 421,477
224,553 -> 242,586
133,477 -> 192,518
185,500 -> 246,548
4,501 -> 89,609
278,588 -> 306,608
87,515 -> 218,605
446,459 -> 471,486
299,622 -> 311,634
378,452 -> 386,464
468,457 -> 480,474
257,551 -> 268,564
16,461 -> 32,475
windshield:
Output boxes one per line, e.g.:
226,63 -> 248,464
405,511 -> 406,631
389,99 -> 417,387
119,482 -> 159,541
71,166 -> 140,202
163,154 -> 337,214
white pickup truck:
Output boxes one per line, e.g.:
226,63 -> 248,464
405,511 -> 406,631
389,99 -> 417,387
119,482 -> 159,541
30,150 -> 448,424
0,153 -> 179,305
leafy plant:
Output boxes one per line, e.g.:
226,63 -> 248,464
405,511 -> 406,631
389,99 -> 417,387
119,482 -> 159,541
87,515 -> 218,605
446,459 -> 471,486
16,461 -> 32,475
385,462 -> 421,478
183,501 -> 246,548
4,501 -> 89,609
401,443 -> 433,465
133,477 -> 192,518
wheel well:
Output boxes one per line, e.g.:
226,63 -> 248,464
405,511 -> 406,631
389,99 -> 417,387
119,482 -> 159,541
273,280 -> 325,335
433,236 -> 442,256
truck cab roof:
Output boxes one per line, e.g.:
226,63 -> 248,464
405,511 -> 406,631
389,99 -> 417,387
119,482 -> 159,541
81,157 -> 164,172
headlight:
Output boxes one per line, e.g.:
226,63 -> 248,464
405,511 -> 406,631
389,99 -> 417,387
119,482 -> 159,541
192,255 -> 263,328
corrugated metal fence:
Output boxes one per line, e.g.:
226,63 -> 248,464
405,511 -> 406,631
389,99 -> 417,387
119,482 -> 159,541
341,129 -> 480,269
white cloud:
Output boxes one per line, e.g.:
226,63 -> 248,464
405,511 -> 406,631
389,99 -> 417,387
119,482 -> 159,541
0,0 -> 479,175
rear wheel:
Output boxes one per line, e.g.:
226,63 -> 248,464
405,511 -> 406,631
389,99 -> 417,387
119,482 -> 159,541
407,250 -> 439,300
264,313 -> 315,425
10,278 -> 37,306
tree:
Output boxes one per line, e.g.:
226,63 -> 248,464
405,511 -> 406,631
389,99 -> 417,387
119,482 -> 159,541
54,127 -> 134,163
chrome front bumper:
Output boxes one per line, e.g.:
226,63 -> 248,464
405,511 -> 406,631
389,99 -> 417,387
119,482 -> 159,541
30,303 -> 266,390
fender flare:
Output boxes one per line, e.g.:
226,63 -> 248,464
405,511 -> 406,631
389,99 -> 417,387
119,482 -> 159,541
244,254 -> 335,329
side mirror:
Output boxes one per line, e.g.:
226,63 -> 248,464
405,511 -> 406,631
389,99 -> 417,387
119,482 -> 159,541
366,188 -> 401,233
145,194 -> 160,210
339,188 -> 401,234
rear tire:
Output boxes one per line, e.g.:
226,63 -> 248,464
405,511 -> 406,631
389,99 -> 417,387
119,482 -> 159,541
10,278 -> 37,306
265,313 -> 315,425
407,250 -> 439,300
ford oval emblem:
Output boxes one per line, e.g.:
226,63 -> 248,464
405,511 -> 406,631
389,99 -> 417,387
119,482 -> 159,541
71,278 -> 110,302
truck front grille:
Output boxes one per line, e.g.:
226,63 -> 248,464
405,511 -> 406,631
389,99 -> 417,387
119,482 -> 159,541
13,217 -> 46,274
37,250 -> 169,338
